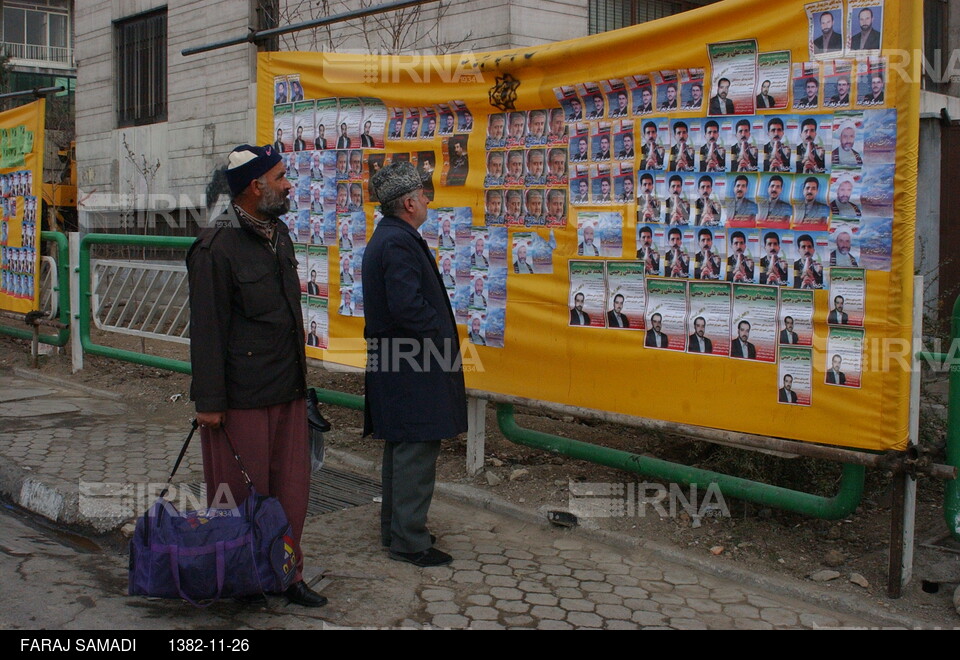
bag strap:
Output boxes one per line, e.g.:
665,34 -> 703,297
160,419 -> 199,498
162,420 -> 254,498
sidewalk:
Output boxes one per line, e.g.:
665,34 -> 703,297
0,367 -> 939,629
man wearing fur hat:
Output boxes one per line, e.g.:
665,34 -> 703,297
187,144 -> 326,608
362,162 -> 467,568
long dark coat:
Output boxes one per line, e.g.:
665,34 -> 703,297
361,215 -> 468,442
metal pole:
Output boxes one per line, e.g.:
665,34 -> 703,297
70,232 -> 83,373
0,86 -> 64,100
181,0 -> 441,56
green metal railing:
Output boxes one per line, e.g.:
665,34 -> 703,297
78,233 -> 193,374
0,231 -> 70,346
917,295 -> 960,542
496,404 -> 865,519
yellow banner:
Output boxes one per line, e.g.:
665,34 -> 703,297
0,98 -> 46,315
259,0 -> 920,452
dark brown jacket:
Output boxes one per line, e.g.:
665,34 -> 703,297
187,216 -> 306,412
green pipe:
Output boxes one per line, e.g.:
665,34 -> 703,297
0,231 -> 71,346
946,296 -> 960,541
78,234 -> 193,374
311,387 -> 364,411
497,404 -> 864,520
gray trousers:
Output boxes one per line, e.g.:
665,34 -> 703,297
380,440 -> 441,553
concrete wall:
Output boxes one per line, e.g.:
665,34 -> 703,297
75,0 -> 256,222
277,0 -> 588,54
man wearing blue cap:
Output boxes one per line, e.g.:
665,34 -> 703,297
187,144 -> 326,608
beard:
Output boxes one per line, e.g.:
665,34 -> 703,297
257,182 -> 290,218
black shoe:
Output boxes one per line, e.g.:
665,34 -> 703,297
382,534 -> 436,548
389,547 -> 453,567
284,581 -> 328,607
233,592 -> 267,606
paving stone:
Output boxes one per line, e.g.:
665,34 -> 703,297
465,606 -> 499,621
595,562 -> 631,575
545,575 -> 579,588
661,605 -> 698,619
517,580 -> 551,594
686,598 -> 723,614
695,613 -> 734,628
651,593 -> 685,606
558,550 -> 590,561
614,585 -> 651,599
553,538 -> 583,550
554,587 -> 583,599
673,584 -> 710,599
484,575 -> 519,588
710,586 -> 747,603
559,598 -> 595,612
530,546 -> 559,557
586,592 -> 623,606
466,594 -> 493,606
505,615 -> 535,627
469,621 -> 505,630
507,559 -> 538,571
495,599 -> 530,614
605,574 -> 640,587
623,598 -> 659,612
530,605 -> 567,620
427,567 -> 454,581
451,570 -> 484,584
723,603 -> 761,619
632,610 -> 667,626
481,564 -> 513,576
629,565 -> 664,580
474,543 -> 503,554
426,601 -> 460,616
504,549 -> 534,560
432,614 -> 470,629
589,551 -> 625,563
669,618 -> 708,630
525,593 -> 559,606
638,580 -> 673,594
451,559 -> 481,571
536,619 -> 573,630
421,589 -> 455,604
490,587 -> 524,600
572,569 -> 606,582
735,619 -> 775,630
579,581 -> 614,593
476,554 -> 509,565
605,619 -> 640,630
595,603 -> 633,620
760,607 -> 799,627
566,611 -> 604,628
443,534 -> 470,543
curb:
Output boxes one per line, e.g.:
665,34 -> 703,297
12,367 -> 125,401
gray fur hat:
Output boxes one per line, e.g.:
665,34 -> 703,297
370,161 -> 422,205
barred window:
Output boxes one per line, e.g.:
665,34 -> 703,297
116,8 -> 167,127
589,0 -> 723,35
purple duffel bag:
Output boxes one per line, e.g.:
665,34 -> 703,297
128,421 -> 297,606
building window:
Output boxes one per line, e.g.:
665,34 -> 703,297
923,0 -> 949,93
589,0 -> 723,35
1,0 -> 72,64
116,8 -> 167,127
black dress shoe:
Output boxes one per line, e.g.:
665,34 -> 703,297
382,534 -> 436,548
284,581 -> 328,607
307,389 -> 332,432
389,547 -> 453,567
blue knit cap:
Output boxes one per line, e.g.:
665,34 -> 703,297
225,144 -> 282,196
